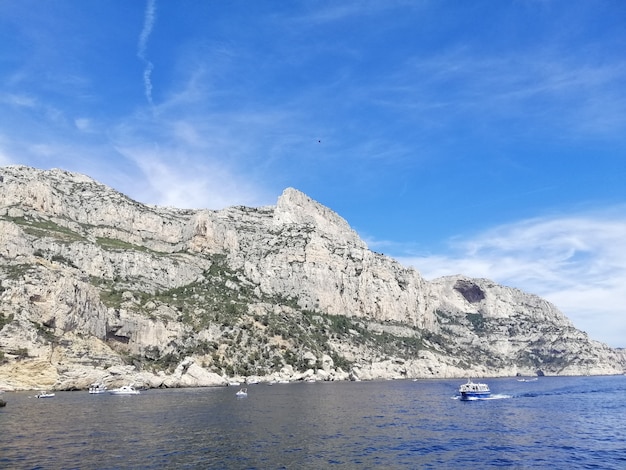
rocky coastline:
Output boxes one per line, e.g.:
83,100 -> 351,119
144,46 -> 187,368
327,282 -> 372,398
0,166 -> 623,392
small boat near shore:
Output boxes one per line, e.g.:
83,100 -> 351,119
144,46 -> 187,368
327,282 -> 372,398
109,385 -> 140,395
459,379 -> 490,400
236,388 -> 248,397
88,382 -> 108,394
35,392 -> 55,398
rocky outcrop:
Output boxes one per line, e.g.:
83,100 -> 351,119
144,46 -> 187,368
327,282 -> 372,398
0,166 -> 623,391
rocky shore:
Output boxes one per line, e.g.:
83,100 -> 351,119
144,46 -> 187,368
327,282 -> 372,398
1,166 -> 623,392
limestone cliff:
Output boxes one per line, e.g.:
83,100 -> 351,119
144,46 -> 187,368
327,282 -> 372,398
0,166 -> 622,390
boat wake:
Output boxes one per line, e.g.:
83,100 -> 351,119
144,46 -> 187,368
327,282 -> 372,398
482,394 -> 512,400
453,394 -> 512,401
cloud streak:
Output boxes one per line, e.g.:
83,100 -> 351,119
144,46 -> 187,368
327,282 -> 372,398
138,0 -> 156,106
108,71 -> 287,210
369,48 -> 626,142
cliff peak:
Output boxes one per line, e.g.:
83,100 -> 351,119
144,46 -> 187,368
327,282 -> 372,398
274,187 -> 366,248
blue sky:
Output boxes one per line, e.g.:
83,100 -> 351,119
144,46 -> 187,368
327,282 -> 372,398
1,1 -> 625,347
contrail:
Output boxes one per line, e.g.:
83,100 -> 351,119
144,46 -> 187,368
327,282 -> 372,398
138,0 -> 156,106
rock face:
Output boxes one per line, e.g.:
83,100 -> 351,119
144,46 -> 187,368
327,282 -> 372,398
0,166 -> 623,390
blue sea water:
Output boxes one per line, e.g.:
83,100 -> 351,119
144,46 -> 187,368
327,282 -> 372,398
1,375 -> 625,469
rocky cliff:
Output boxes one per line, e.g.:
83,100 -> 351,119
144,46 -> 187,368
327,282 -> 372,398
0,166 -> 623,391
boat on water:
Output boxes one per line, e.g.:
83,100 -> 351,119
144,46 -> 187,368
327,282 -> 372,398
517,377 -> 538,382
88,382 -> 108,394
236,388 -> 248,397
35,392 -> 55,398
459,378 -> 491,400
109,385 -> 140,395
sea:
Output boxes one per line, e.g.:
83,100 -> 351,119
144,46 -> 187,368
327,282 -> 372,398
1,375 -> 625,469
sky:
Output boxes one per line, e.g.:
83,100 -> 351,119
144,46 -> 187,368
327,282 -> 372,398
1,1 -> 625,347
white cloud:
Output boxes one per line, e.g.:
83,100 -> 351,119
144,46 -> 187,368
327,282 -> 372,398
74,118 -> 92,132
105,60 -> 313,210
367,44 -> 626,142
290,0 -> 421,24
1,93 -> 37,108
114,142 -> 271,210
397,211 -> 626,348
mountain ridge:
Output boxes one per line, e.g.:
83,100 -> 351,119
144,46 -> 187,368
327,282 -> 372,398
0,165 -> 623,391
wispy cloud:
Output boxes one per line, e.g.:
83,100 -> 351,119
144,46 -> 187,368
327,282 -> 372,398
138,0 -> 157,107
289,0 -> 421,24
396,210 -> 626,347
74,118 -> 92,132
114,141 -> 272,210
109,72 -> 288,209
1,93 -> 38,108
364,44 -> 626,142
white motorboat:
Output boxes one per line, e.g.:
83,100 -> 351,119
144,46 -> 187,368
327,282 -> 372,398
88,382 -> 108,394
235,388 -> 248,397
459,378 -> 491,400
109,385 -> 140,395
35,391 -> 55,398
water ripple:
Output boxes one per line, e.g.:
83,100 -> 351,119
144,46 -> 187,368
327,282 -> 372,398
0,376 -> 625,468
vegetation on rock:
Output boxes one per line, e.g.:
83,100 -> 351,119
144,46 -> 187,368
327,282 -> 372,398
0,166 -> 623,390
